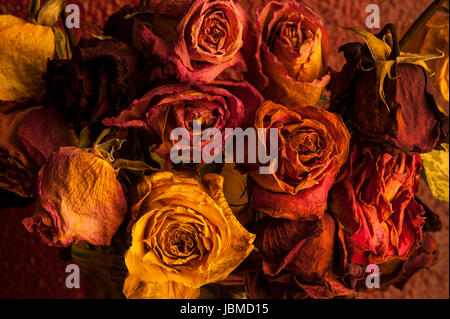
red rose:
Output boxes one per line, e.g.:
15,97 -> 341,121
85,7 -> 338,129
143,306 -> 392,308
329,146 -> 426,265
103,81 -> 263,160
330,36 -> 448,153
244,214 -> 354,299
108,0 -> 253,83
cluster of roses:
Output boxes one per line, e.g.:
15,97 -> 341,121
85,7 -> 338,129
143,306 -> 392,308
0,0 -> 448,299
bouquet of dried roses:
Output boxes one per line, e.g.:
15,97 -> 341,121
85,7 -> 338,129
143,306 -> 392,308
0,0 -> 448,299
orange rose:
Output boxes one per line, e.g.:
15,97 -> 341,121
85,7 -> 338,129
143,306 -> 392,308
123,171 -> 255,299
249,101 -> 350,220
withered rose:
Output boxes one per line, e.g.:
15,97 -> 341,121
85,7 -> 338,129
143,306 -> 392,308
330,36 -> 448,153
103,81 -> 263,160
244,214 -> 354,299
43,38 -> 150,131
22,147 -> 127,247
106,0 -> 251,83
249,101 -> 350,220
0,100 -> 78,197
329,146 -> 425,265
0,15 -> 55,101
123,171 -> 255,299
251,0 -> 330,107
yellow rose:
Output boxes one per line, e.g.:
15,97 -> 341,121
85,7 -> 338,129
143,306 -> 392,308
404,15 -> 449,104
0,15 -> 56,101
123,171 -> 255,299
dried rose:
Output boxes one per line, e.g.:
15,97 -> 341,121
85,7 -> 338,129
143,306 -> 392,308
123,171 -> 255,299
43,38 -> 151,131
0,5 -> 71,102
244,213 -> 354,299
0,15 -> 55,101
329,146 -> 426,265
249,101 -> 350,220
22,147 -> 127,247
330,26 -> 448,153
0,101 -> 78,197
251,0 -> 330,107
103,81 -> 263,160
106,0 -> 251,83
403,15 -> 449,105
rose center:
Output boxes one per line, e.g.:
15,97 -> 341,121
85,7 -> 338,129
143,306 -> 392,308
199,10 -> 229,53
282,22 -> 302,49
295,131 -> 322,155
167,229 -> 196,256
186,107 -> 220,131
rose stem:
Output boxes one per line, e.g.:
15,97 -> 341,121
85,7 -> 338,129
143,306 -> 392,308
399,0 -> 445,50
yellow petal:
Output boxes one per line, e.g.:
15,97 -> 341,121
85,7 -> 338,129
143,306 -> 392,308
202,173 -> 255,284
123,274 -> 200,299
220,163 -> 249,218
0,15 -> 55,101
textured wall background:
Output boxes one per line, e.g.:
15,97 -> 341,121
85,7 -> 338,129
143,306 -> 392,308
0,0 -> 448,299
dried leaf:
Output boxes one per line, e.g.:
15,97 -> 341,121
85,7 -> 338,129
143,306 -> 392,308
37,0 -> 65,27
421,143 -> 449,202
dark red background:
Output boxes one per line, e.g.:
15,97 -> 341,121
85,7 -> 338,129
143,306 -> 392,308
0,0 -> 448,299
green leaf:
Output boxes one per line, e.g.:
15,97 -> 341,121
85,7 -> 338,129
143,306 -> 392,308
148,145 -> 166,170
197,163 -> 224,177
78,126 -> 91,149
112,159 -> 159,172
85,32 -> 114,41
421,144 -> 449,202
28,0 -> 41,22
37,0 -> 65,27
52,27 -> 71,59
397,51 -> 444,65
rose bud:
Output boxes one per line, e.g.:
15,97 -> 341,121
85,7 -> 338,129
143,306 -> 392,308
43,38 -> 151,131
103,81 -> 264,160
122,171 -> 255,299
249,0 -> 330,108
403,16 -> 449,105
0,7 -> 70,102
0,100 -> 78,197
22,147 -> 127,247
329,146 -> 426,266
244,214 -> 354,299
249,101 -> 350,220
105,0 -> 252,83
330,25 -> 448,153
